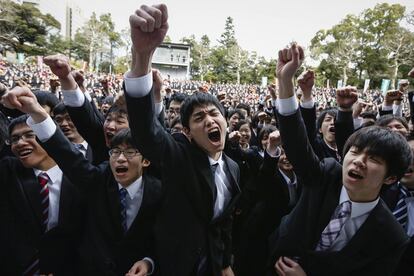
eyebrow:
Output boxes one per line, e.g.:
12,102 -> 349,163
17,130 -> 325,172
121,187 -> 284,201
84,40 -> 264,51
192,107 -> 218,118
11,130 -> 35,137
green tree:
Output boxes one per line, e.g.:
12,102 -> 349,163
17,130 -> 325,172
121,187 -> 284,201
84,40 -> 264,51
0,0 -> 61,56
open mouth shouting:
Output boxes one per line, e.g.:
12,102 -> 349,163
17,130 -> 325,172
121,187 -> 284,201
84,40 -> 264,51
114,165 -> 129,176
328,126 -> 335,134
348,169 -> 364,181
105,132 -> 115,144
208,128 -> 221,143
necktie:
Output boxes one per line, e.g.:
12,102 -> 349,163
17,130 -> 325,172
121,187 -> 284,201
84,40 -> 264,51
393,183 -> 414,229
38,173 -> 49,233
119,188 -> 128,233
316,200 -> 352,251
23,173 -> 49,275
74,143 -> 85,152
211,163 -> 218,175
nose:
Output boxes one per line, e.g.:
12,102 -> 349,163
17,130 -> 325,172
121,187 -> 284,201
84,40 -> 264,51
205,115 -> 215,127
116,152 -> 127,162
352,153 -> 367,168
106,120 -> 116,131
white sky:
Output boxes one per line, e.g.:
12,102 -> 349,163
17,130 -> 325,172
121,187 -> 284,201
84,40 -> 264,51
73,0 -> 414,60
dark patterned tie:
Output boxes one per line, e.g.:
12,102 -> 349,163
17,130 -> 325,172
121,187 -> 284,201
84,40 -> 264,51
393,183 -> 414,229
38,173 -> 49,233
119,188 -> 128,233
316,200 -> 352,251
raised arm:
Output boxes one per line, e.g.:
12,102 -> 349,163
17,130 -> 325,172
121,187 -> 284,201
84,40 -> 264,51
276,44 -> 322,180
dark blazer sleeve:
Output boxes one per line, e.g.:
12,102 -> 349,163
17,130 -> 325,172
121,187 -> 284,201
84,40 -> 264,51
277,109 -> 323,183
299,105 -> 317,146
335,110 -> 354,159
65,98 -> 108,164
408,92 -> 414,124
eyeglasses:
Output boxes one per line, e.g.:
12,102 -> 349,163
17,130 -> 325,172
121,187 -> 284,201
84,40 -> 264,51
8,132 -> 37,145
108,148 -> 141,159
168,107 -> 180,114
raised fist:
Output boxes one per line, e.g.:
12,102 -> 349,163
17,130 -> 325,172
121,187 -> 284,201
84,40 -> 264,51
298,70 -> 314,101
336,86 -> 358,109
44,55 -> 72,80
276,43 -> 304,84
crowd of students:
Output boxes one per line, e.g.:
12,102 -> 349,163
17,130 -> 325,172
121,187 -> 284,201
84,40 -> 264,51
1,4 -> 414,276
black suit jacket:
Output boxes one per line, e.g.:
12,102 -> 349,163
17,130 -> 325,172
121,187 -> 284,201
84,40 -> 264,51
267,110 -> 409,276
41,128 -> 162,275
235,150 -> 302,276
125,91 -> 241,276
381,183 -> 414,276
0,157 -> 84,275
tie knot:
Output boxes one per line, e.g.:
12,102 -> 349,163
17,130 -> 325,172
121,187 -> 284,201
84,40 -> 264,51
337,200 -> 352,217
119,188 -> 128,199
38,173 -> 49,187
211,163 -> 219,174
74,143 -> 85,151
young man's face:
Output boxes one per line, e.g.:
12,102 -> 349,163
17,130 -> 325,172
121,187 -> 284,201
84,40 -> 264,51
342,146 -> 396,202
103,111 -> 129,147
386,120 -> 408,137
239,123 -> 251,146
54,112 -> 83,144
167,100 -> 181,124
319,114 -> 335,144
278,148 -> 293,172
109,143 -> 149,187
228,113 -> 240,132
10,123 -> 53,170
401,140 -> 414,188
185,104 -> 227,158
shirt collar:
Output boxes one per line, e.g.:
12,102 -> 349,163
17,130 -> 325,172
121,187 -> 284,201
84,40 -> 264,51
278,169 -> 297,186
80,140 -> 88,149
34,165 -> 62,185
118,176 -> 143,200
339,186 -> 379,218
208,152 -> 224,167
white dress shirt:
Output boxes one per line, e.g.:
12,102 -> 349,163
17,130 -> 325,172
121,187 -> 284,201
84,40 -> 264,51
33,165 -> 63,231
118,176 -> 144,230
329,186 -> 379,251
208,154 -> 232,219
406,197 -> 414,237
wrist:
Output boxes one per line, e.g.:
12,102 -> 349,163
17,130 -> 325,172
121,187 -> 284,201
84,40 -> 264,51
278,78 -> 295,99
60,75 -> 77,90
129,52 -> 153,78
30,104 -> 49,123
338,106 -> 352,112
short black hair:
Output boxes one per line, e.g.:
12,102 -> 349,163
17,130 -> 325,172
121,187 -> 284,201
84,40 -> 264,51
343,126 -> 412,179
180,92 -> 225,128
236,103 -> 251,117
317,108 -> 337,131
109,128 -> 137,149
234,119 -> 250,131
52,103 -> 68,116
106,104 -> 128,119
34,91 -> 59,111
360,111 -> 377,121
170,93 -> 187,104
376,114 -> 408,131
8,114 -> 29,136
227,109 -> 245,121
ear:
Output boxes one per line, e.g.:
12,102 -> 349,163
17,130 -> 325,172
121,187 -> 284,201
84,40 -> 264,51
183,127 -> 192,139
383,175 -> 397,185
141,158 -> 150,168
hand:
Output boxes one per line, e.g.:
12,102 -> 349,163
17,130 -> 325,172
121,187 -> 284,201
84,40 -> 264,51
336,86 -> 358,109
129,4 -> 169,76
275,257 -> 307,276
228,131 -> 241,143
352,101 -> 369,118
71,70 -> 86,92
221,266 -> 235,276
0,82 -> 8,97
297,70 -> 314,101
44,55 -> 77,90
408,67 -> 414,78
268,83 -> 277,100
276,43 -> 304,94
1,86 -> 48,122
384,90 -> 403,106
398,80 -> 409,93
126,260 -> 150,276
152,69 -> 163,103
267,130 -> 281,155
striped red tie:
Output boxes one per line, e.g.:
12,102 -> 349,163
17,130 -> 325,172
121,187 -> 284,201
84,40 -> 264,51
23,173 -> 50,275
38,172 -> 49,233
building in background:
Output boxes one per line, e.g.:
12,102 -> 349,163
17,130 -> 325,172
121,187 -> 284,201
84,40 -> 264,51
152,43 -> 191,80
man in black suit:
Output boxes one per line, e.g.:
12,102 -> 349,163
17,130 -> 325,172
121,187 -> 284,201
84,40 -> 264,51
268,44 -> 412,276
0,114 -> 84,275
2,86 -> 162,276
124,4 -> 240,275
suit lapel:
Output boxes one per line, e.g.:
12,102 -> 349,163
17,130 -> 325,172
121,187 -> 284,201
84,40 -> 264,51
107,177 -> 124,236
57,175 -> 72,228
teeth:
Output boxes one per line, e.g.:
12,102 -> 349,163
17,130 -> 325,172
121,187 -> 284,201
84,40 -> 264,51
19,149 -> 33,156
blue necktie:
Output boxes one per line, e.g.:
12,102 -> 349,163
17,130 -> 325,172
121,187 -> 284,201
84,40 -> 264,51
393,183 -> 414,229
119,188 -> 128,233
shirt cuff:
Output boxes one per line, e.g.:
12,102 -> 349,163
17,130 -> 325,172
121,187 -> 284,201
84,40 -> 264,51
143,257 -> 154,275
26,116 -> 56,142
276,96 -> 299,116
266,146 -> 281,158
382,104 -> 392,111
154,102 -> 163,116
300,99 -> 315,109
84,91 -> 92,102
124,71 -> 153,98
62,86 -> 85,107
353,117 -> 363,129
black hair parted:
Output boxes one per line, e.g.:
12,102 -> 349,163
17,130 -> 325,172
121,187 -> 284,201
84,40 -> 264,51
180,92 -> 225,129
236,103 -> 251,117
52,102 -> 68,116
343,125 -> 412,180
106,104 -> 128,119
8,114 -> 29,136
234,119 -> 250,131
109,128 -> 138,149
34,91 -> 59,110
376,114 -> 408,131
